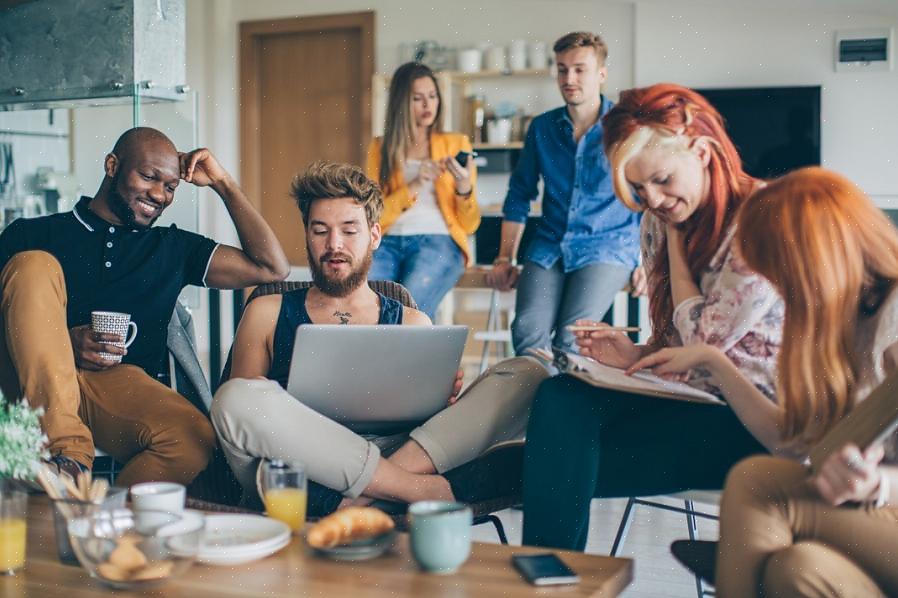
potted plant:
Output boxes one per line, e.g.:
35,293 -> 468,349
0,397 -> 47,575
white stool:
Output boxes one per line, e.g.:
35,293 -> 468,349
473,288 -> 515,373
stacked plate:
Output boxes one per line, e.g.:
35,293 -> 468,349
198,514 -> 292,566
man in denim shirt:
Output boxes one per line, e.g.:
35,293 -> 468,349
487,32 -> 644,355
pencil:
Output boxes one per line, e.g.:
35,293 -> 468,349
566,325 -> 641,333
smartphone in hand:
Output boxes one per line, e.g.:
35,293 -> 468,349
512,553 -> 581,586
454,150 -> 471,167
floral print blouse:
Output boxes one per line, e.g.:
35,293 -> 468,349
642,213 -> 784,399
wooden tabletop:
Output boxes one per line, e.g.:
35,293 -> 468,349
3,496 -> 633,597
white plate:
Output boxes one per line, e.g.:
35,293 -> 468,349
198,534 -> 291,566
200,514 -> 291,556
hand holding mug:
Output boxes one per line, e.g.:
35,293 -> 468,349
69,325 -> 125,371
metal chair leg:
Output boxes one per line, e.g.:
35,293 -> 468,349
486,514 -> 508,545
684,499 -> 706,598
610,497 -> 637,557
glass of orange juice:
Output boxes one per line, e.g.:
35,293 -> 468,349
0,483 -> 27,575
260,460 -> 307,534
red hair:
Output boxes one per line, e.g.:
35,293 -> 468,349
603,84 -> 758,347
736,167 -> 898,444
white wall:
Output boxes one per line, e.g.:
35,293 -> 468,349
634,1 -> 898,205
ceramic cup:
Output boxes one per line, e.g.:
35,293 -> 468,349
457,48 -> 482,73
90,311 -> 138,363
130,482 -> 186,514
408,501 -> 472,574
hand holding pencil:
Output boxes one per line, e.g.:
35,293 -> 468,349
570,320 -> 643,369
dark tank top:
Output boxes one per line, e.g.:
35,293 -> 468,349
266,287 -> 404,388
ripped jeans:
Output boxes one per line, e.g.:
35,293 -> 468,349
370,234 -> 465,319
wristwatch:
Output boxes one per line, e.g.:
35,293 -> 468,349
493,256 -> 517,266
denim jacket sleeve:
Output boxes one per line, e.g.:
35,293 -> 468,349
502,123 -> 541,223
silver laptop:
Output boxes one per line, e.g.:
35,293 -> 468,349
286,325 -> 469,433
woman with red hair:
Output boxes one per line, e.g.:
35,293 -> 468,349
688,168 -> 898,597
522,83 -> 784,550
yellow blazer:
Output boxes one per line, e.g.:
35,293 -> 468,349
366,132 -> 481,266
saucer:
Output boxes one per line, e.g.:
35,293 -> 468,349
197,514 -> 292,565
308,529 -> 397,561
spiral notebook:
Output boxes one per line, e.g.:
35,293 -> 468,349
809,368 -> 898,474
528,348 -> 724,405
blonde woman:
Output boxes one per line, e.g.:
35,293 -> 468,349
366,62 -> 480,318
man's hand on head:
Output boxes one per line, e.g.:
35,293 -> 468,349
447,369 -> 465,405
69,325 -> 124,371
179,148 -> 230,189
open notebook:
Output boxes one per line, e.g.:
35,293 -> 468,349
809,368 -> 898,474
529,348 -> 724,405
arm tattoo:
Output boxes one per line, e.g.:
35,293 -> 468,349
334,310 -> 352,325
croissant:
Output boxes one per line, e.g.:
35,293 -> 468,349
306,507 -> 395,548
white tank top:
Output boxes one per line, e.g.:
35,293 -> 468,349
387,160 -> 450,236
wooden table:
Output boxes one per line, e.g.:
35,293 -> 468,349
2,496 -> 633,597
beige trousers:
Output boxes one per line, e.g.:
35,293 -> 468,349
211,356 -> 550,499
717,455 -> 898,598
0,251 -> 215,486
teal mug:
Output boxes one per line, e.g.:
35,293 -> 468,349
408,501 -> 472,574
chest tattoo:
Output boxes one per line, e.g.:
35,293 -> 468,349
334,310 -> 352,325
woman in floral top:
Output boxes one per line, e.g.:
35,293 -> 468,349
521,83 -> 784,550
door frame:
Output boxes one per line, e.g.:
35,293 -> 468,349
239,11 -> 375,212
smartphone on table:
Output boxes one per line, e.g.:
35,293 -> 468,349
512,553 -> 581,586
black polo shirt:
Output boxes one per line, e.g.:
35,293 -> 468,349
0,196 -> 218,379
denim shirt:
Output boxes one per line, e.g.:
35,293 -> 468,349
501,100 -> 641,272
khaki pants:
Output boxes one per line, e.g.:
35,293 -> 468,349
211,356 -> 549,499
717,455 -> 898,598
0,251 -> 215,486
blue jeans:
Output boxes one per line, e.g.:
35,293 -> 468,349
370,235 -> 465,320
511,260 -> 631,355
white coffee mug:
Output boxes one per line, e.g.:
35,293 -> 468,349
528,41 -> 548,69
90,311 -> 138,363
508,40 -> 527,71
457,48 -> 482,73
130,482 -> 186,514
484,46 -> 507,72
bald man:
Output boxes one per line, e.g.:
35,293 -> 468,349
0,127 -> 289,486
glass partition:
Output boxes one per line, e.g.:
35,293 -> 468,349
0,89 -> 200,306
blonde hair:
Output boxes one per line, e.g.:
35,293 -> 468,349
553,31 -> 608,65
379,62 -> 443,190
607,125 -> 691,211
291,160 -> 383,227
736,167 -> 898,445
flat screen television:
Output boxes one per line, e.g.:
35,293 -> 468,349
694,86 -> 821,179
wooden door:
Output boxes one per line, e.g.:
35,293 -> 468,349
240,12 -> 374,266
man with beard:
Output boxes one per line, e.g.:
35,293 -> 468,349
0,127 -> 289,485
212,161 -> 549,514
486,32 -> 644,356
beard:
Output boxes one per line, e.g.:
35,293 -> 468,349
107,171 -> 159,230
308,247 -> 373,298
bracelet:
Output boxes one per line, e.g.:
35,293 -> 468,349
493,256 -> 517,266
455,187 -> 473,198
